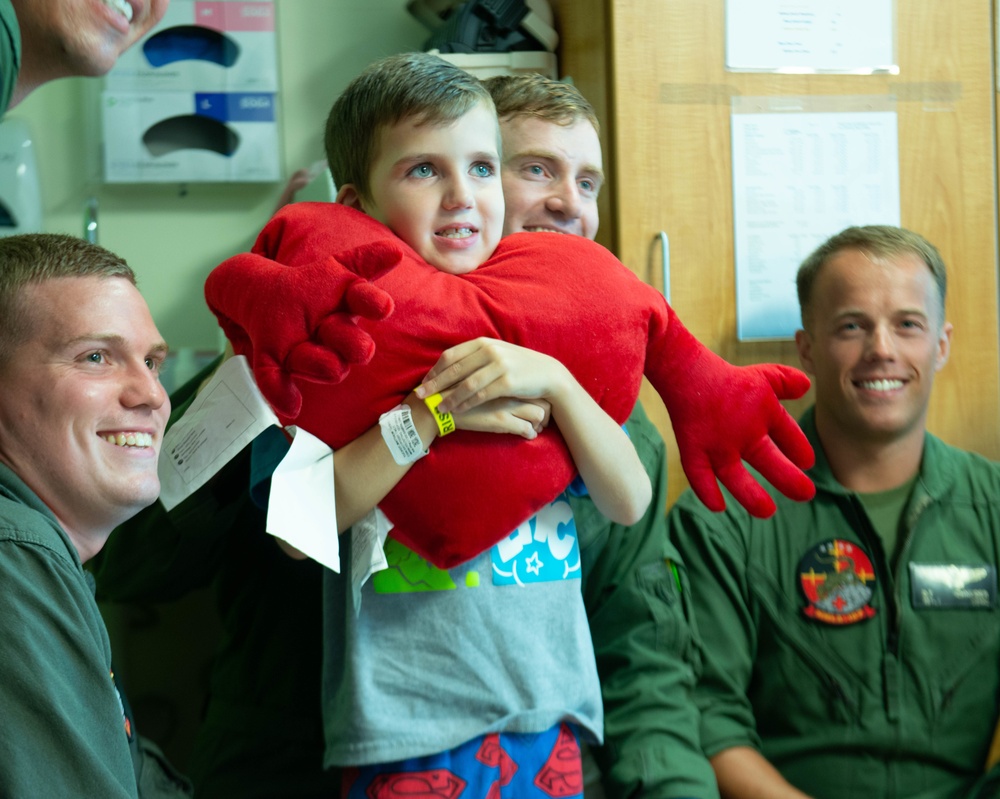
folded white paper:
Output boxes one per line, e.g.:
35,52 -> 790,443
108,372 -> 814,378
266,428 -> 340,572
350,508 -> 391,612
158,355 -> 278,510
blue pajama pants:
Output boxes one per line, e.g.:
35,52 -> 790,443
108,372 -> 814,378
342,723 -> 583,799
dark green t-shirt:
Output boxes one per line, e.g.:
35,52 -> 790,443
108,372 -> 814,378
858,475 -> 918,569
0,463 -> 138,797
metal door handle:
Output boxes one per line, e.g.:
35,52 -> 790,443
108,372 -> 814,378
657,231 -> 670,303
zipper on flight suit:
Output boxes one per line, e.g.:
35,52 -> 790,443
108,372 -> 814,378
887,490 -> 933,653
847,495 -> 900,655
845,495 -> 902,722
829,677 -> 859,715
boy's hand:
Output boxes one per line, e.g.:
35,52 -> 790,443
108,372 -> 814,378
416,337 -> 566,413
452,397 -> 550,439
418,338 -> 651,526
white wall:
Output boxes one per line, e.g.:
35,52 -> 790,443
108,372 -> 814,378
8,1 -> 426,359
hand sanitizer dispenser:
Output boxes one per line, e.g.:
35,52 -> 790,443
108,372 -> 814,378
0,118 -> 42,236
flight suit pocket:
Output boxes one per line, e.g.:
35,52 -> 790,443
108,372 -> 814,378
636,558 -> 699,666
915,604 -> 1000,763
748,564 -> 867,737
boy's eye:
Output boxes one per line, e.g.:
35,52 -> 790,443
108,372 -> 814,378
471,163 -> 494,178
579,178 -> 596,193
409,164 -> 434,178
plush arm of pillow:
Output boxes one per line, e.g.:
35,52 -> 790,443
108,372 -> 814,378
204,243 -> 396,419
645,304 -> 816,517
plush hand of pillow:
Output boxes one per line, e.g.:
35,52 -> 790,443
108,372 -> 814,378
206,203 -> 815,568
208,240 -> 397,415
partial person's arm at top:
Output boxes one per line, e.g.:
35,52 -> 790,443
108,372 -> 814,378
418,337 -> 651,525
578,403 -> 719,799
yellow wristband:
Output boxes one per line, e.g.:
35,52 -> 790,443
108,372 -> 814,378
423,392 -> 456,437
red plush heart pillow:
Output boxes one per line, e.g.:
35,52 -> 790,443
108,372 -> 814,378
206,202 -> 813,568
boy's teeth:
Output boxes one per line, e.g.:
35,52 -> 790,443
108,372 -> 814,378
859,379 -> 903,392
439,228 -> 473,239
102,0 -> 134,22
105,432 -> 153,448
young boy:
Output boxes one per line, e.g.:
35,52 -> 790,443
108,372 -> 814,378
204,51 -> 812,796
316,53 -> 651,796
324,52 -> 651,539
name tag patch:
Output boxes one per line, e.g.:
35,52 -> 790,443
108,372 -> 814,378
910,563 -> 997,609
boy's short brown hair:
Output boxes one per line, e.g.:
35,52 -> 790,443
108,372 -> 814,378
325,52 -> 496,204
482,73 -> 599,133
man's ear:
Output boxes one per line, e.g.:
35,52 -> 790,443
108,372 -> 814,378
335,184 -> 365,210
935,321 -> 953,372
794,328 -> 815,374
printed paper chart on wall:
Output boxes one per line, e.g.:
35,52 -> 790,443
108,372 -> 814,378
730,96 -> 900,340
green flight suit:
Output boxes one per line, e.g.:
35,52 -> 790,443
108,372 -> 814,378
0,463 -> 191,799
669,408 -> 1000,799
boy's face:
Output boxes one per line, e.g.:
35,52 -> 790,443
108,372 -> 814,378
360,102 -> 504,275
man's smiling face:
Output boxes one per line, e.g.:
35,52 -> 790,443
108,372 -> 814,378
499,114 -> 604,241
13,0 -> 170,79
0,276 -> 169,558
795,248 -> 952,449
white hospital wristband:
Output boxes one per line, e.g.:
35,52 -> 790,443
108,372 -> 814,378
378,404 -> 429,465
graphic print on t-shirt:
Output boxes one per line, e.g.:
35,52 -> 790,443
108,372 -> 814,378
372,495 -> 580,593
492,495 -> 580,586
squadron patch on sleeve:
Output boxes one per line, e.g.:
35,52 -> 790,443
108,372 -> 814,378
799,539 -> 876,625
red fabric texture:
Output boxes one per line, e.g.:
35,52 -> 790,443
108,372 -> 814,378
205,203 -> 814,568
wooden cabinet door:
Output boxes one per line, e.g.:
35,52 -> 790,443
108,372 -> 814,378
555,0 -> 1000,505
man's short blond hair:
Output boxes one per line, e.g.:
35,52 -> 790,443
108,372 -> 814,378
483,73 -> 599,133
0,234 -> 135,366
796,225 -> 948,330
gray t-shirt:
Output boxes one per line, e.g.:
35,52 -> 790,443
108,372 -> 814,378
322,493 -> 603,766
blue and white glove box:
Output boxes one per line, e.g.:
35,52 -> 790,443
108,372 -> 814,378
102,90 -> 280,183
106,0 -> 278,92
